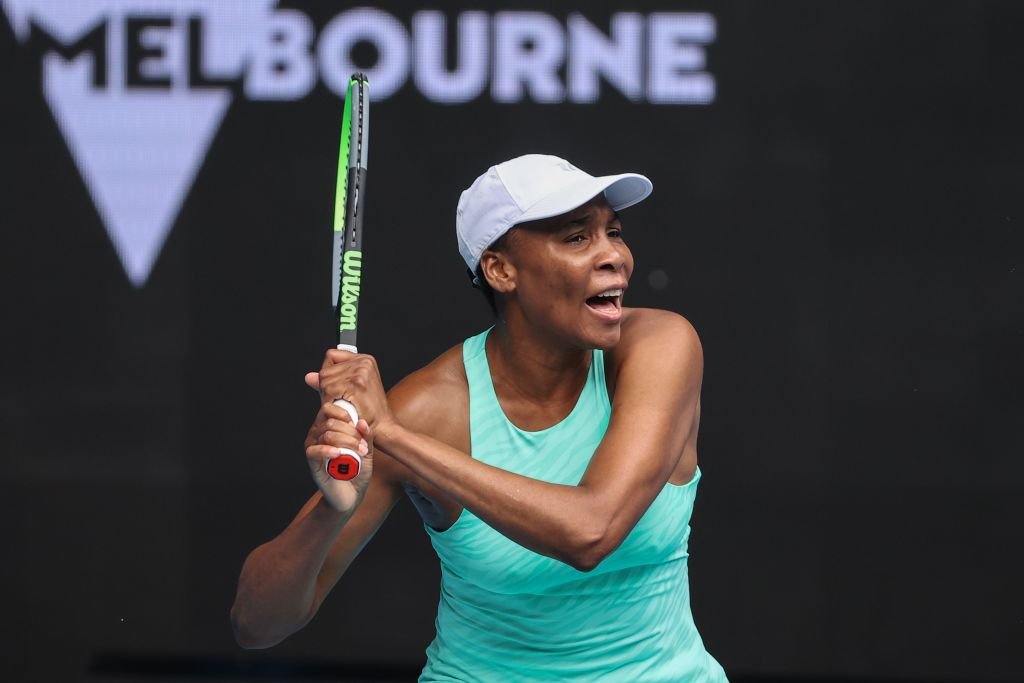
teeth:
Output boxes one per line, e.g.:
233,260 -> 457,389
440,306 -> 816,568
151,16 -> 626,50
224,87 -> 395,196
597,289 -> 622,298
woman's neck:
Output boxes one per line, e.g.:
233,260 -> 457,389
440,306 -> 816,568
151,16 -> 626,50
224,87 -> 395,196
486,316 -> 592,406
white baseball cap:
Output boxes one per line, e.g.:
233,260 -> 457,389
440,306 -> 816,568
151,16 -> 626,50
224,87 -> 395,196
456,154 -> 653,279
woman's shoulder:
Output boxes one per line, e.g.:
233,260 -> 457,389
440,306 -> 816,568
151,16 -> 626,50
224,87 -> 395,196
387,342 -> 469,439
604,308 -> 702,391
618,307 -> 701,352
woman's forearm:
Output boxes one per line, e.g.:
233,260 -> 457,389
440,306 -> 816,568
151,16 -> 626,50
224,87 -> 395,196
376,422 -> 613,570
231,496 -> 350,648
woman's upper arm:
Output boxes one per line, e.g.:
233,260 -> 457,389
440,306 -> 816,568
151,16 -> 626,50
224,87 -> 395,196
579,310 -> 703,540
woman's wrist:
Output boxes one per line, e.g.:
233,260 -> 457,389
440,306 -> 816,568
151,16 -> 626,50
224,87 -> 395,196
373,415 -> 406,453
311,492 -> 356,525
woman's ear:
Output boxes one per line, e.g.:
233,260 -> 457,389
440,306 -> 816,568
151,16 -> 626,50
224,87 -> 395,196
480,250 -> 516,293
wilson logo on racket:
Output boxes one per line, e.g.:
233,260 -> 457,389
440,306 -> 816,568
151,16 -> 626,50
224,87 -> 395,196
338,250 -> 362,332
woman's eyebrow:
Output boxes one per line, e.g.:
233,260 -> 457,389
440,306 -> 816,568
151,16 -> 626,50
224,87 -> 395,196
559,211 -> 590,227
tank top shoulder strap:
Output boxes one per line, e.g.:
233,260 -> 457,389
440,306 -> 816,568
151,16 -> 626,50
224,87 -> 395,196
591,347 -> 610,413
462,327 -> 500,458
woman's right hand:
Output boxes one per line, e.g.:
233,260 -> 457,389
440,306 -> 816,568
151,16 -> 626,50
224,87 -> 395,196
303,402 -> 373,514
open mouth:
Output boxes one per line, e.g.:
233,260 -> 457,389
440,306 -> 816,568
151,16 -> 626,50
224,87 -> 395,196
585,288 -> 623,319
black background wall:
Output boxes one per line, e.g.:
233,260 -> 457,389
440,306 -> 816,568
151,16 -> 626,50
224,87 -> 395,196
1,2 -> 1022,681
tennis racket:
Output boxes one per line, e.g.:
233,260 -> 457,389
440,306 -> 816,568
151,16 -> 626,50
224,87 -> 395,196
325,73 -> 369,481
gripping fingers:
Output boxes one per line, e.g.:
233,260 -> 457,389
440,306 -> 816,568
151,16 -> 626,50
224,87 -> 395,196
313,420 -> 367,453
310,404 -> 366,461
325,398 -> 361,480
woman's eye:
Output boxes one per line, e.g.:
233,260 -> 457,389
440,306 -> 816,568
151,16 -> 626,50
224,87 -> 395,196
608,227 -> 623,239
566,233 -> 586,243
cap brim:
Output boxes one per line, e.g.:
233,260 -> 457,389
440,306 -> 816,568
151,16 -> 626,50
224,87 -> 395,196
517,173 -> 653,225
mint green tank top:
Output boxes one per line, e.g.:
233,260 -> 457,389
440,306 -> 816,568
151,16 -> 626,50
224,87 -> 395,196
421,328 -> 727,682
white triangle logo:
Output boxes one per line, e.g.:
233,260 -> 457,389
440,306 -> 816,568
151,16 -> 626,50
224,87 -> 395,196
2,0 -> 273,286
44,61 -> 230,285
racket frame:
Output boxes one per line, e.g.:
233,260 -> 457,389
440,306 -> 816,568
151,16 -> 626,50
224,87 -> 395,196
326,73 -> 369,482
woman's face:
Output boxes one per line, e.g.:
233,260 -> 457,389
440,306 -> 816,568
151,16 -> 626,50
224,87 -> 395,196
500,194 -> 634,349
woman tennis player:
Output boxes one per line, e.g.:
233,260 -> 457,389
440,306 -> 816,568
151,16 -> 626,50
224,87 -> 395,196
232,154 -> 728,681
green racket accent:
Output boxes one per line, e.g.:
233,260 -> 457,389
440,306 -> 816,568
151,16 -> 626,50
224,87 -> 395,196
331,74 -> 368,324
333,81 -> 354,236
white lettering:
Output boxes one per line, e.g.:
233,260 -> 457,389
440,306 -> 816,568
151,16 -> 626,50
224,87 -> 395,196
567,13 -> 642,103
3,2 -> 718,288
648,13 -> 715,104
319,8 -> 409,100
492,12 -> 565,103
412,11 -> 488,104
245,9 -> 315,100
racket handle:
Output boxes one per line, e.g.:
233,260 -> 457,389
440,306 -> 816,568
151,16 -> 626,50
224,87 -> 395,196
326,345 -> 361,481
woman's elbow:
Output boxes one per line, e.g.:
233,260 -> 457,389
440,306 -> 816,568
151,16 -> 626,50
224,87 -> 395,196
231,608 -> 270,650
564,522 -> 620,572
234,629 -> 273,650
230,603 -> 293,650
566,553 -> 602,573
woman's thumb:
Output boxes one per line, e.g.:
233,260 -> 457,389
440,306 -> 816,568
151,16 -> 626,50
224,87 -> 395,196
304,372 -> 320,392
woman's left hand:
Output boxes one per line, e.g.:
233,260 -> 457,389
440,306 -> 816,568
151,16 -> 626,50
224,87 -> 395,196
304,349 -> 395,433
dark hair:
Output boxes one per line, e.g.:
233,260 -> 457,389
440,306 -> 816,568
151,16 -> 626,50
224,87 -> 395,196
472,229 -> 514,314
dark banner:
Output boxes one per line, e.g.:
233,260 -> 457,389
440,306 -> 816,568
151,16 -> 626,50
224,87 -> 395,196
1,2 -> 1021,681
